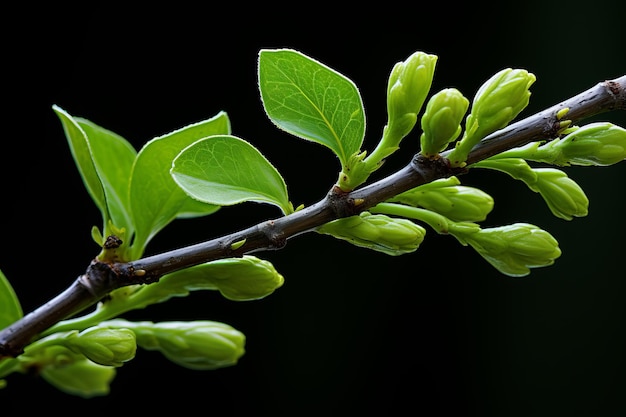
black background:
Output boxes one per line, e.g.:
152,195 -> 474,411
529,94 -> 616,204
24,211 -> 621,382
2,2 -> 625,416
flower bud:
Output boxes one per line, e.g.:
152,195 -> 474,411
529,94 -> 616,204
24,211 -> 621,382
196,256 -> 285,301
116,255 -> 285,313
448,68 -> 535,167
66,327 -> 136,367
474,159 -> 588,221
469,68 -> 535,136
386,51 -> 438,140
462,223 -> 561,277
389,177 -> 494,222
317,211 -> 426,256
420,88 -> 469,157
549,122 -> 626,166
531,168 -> 588,220
125,320 -> 246,370
41,353 -> 116,398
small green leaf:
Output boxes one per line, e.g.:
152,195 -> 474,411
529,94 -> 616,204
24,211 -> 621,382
258,48 -> 365,166
76,117 -> 137,237
129,113 -> 228,258
171,135 -> 291,214
53,106 -> 138,244
53,106 -> 108,225
0,269 -> 22,328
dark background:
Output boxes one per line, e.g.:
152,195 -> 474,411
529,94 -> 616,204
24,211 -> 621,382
2,2 -> 625,416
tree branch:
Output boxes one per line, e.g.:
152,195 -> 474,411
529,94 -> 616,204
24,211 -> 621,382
1,75 -> 624,359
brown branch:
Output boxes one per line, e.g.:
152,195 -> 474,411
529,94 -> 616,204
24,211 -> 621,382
1,75 -> 624,359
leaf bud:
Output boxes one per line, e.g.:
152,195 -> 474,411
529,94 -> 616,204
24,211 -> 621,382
469,68 -> 535,136
40,354 -> 117,398
386,51 -> 438,140
461,223 -> 561,277
388,177 -> 494,222
420,88 -> 469,157
531,168 -> 588,220
66,327 -> 136,367
316,211 -> 426,256
198,256 -> 285,301
115,255 -> 285,313
448,68 -> 535,167
115,320 -> 246,371
547,122 -> 626,166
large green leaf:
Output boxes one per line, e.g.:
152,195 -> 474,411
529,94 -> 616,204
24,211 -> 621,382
171,135 -> 291,215
129,113 -> 228,258
258,48 -> 365,166
0,269 -> 22,328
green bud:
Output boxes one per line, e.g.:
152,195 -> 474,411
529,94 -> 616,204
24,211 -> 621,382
191,256 -> 285,301
338,150 -> 371,192
473,159 -> 587,221
448,68 -> 536,167
388,176 -> 494,222
40,353 -> 116,398
469,68 -> 535,136
420,88 -> 469,157
99,255 -> 284,318
546,122 -> 626,166
66,327 -> 136,367
15,343 -> 116,397
107,319 -> 246,371
96,221 -> 130,263
460,223 -> 561,277
360,51 -> 437,187
316,211 -> 426,256
531,168 -> 588,220
386,51 -> 438,140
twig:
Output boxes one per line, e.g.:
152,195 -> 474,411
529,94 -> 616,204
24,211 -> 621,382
1,75 -> 624,359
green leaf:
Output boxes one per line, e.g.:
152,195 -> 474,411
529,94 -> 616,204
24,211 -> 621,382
258,48 -> 365,166
54,106 -> 109,225
75,118 -> 137,237
0,269 -> 22,328
129,113 -> 228,258
171,135 -> 291,215
53,106 -> 137,242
